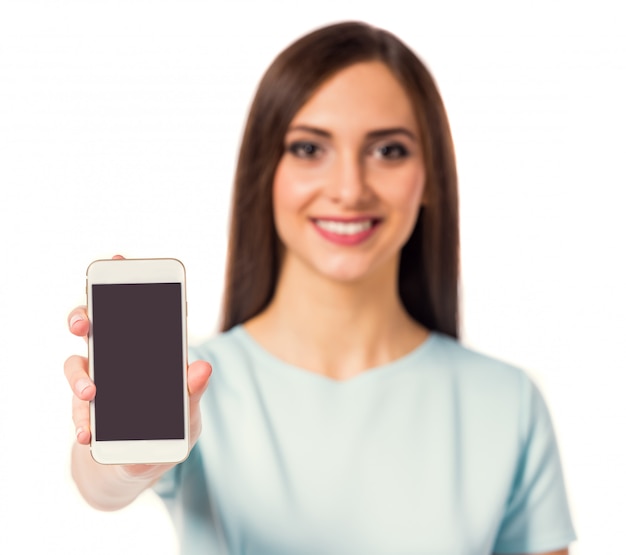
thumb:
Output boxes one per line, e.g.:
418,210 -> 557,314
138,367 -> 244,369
188,360 -> 212,403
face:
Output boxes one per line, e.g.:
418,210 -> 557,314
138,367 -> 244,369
272,61 -> 426,284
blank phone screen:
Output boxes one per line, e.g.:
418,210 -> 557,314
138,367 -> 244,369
91,283 -> 185,441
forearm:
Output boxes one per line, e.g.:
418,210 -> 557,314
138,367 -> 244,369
71,442 -> 170,511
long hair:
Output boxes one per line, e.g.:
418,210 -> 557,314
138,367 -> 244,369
220,21 -> 459,338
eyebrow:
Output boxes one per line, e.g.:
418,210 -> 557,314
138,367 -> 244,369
287,125 -> 418,141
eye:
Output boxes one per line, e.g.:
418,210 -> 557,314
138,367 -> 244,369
287,141 -> 323,159
373,142 -> 410,160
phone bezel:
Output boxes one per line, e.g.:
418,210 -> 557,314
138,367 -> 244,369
86,258 -> 189,465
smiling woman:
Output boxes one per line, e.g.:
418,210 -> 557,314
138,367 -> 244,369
65,21 -> 576,555
222,23 -> 460,341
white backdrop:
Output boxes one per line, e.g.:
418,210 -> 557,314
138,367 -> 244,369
1,1 -> 624,553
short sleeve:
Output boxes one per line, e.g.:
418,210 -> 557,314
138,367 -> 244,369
493,378 -> 576,553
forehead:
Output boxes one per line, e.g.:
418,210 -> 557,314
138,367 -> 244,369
289,61 -> 418,132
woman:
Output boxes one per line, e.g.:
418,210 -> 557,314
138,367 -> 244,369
65,21 -> 576,554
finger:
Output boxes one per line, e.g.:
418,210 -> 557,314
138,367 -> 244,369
64,355 -> 96,401
188,361 -> 212,404
68,307 -> 90,338
70,256 -> 124,340
187,361 -> 211,446
75,427 -> 91,445
72,395 -> 92,445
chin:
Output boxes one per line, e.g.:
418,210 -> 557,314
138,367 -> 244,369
314,258 -> 392,285
283,247 -> 398,286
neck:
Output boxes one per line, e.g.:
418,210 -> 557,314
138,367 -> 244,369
244,255 -> 427,380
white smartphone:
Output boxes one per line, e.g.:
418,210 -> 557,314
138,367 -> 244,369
86,258 -> 189,465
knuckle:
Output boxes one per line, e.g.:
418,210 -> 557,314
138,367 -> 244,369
63,355 -> 85,379
72,403 -> 90,426
64,353 -> 79,366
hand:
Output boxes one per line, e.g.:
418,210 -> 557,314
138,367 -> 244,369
64,255 -> 212,480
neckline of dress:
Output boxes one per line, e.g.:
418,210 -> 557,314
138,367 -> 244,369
231,324 -> 441,387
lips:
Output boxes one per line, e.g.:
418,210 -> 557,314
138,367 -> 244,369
311,217 -> 381,245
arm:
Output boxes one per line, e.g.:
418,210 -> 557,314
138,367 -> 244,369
65,306 -> 211,511
70,440 -> 170,511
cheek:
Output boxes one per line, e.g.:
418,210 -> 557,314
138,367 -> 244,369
381,166 -> 426,219
272,162 -> 316,239
378,167 -> 427,249
273,162 -> 300,219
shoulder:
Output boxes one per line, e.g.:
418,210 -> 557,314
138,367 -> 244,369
428,332 -> 535,393
425,333 -> 546,435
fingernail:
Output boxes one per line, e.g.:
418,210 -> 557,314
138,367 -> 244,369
70,314 -> 83,329
76,378 -> 92,395
76,427 -> 84,439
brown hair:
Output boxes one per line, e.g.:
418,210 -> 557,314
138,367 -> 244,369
220,21 -> 459,338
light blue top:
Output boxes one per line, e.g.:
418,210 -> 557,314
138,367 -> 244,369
155,326 -> 576,554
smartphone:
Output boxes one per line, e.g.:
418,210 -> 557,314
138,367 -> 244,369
86,258 -> 189,464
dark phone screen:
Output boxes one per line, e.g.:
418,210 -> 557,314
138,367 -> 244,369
91,283 -> 185,441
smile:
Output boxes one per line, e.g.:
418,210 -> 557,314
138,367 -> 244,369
311,218 -> 381,246
314,219 -> 375,235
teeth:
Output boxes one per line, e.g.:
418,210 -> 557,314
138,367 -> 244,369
315,219 -> 374,235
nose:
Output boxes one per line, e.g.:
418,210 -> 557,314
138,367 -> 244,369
325,152 -> 371,206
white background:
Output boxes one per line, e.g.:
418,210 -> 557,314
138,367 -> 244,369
1,1 -> 624,553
